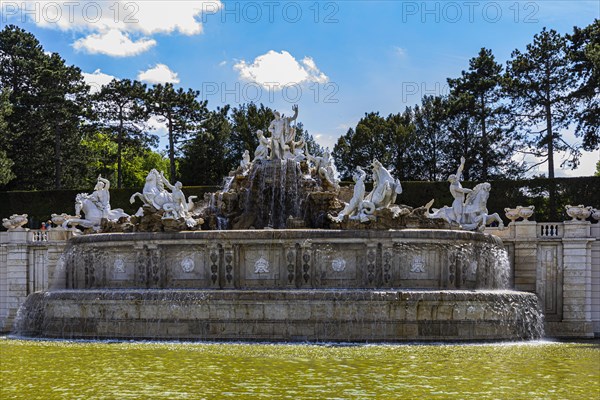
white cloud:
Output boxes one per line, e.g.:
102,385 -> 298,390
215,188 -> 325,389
138,64 -> 180,84
556,150 -> 599,177
82,69 -> 117,93
73,29 -> 156,57
394,46 -> 407,58
18,1 -> 222,57
234,50 -> 328,89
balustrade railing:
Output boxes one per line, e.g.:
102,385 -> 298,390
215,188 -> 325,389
29,230 -> 48,242
538,223 -> 563,238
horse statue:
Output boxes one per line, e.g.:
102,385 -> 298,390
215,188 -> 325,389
63,176 -> 129,231
63,193 -> 128,230
362,159 -> 403,213
461,183 -> 504,231
129,169 -> 171,210
328,167 -> 368,223
130,169 -> 200,227
424,201 -> 456,227
425,182 -> 504,231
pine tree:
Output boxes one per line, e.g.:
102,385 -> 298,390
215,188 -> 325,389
180,106 -> 233,185
447,48 -> 524,180
37,53 -> 89,189
148,83 -> 207,182
0,88 -> 14,186
92,79 -> 155,188
332,112 -> 396,180
568,19 -> 600,151
504,28 -> 578,178
0,25 -> 88,189
411,96 -> 449,181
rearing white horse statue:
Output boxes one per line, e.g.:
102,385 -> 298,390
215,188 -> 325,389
130,169 -> 199,227
362,159 -> 403,214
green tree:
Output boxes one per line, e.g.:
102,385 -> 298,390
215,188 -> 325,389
121,147 -> 170,188
0,25 -> 88,189
296,122 -> 324,157
81,131 -> 118,180
448,48 -> 524,180
411,96 -> 449,181
92,79 -> 154,188
148,83 -> 207,181
386,109 -> 419,180
568,19 -> 600,151
180,106 -> 233,185
596,160 -> 600,176
1,25 -> 49,189
504,28 -> 578,178
0,88 -> 15,186
229,103 -> 275,164
332,112 -> 395,180
81,131 -> 169,187
38,52 -> 89,189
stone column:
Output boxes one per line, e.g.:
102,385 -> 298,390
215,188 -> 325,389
3,230 -> 30,331
560,221 -> 594,337
512,221 -> 538,292
0,232 -> 8,332
591,223 -> 600,336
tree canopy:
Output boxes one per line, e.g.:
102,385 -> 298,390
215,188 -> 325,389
1,23 -> 598,191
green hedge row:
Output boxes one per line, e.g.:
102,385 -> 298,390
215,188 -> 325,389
397,177 -> 599,222
1,177 -> 598,229
0,186 -> 219,229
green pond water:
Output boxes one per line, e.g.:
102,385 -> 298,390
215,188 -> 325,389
1,338 -> 598,400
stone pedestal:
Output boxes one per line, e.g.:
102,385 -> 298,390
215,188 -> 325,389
3,230 -> 30,331
513,221 -> 538,293
558,221 -> 594,337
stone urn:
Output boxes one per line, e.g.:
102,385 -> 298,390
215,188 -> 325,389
504,208 -> 520,223
2,214 -> 28,231
565,205 -> 592,221
51,213 -> 74,229
592,208 -> 600,222
516,205 -> 535,221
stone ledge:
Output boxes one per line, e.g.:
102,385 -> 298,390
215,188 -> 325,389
545,321 -> 594,338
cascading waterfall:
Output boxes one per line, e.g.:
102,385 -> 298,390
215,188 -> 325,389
242,160 -> 304,229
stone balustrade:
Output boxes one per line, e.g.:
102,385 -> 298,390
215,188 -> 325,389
486,220 -> 599,338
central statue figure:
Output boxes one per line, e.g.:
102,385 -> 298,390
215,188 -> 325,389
268,104 -> 299,160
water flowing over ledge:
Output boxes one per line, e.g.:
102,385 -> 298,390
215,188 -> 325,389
12,229 -> 544,342
15,289 -> 544,342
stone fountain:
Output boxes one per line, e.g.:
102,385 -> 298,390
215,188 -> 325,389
14,105 -> 544,342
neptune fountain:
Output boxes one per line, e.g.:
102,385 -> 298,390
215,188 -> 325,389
14,105 -> 544,342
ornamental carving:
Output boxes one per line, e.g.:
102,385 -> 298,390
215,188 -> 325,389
181,257 -> 195,273
410,256 -> 426,273
254,256 -> 270,274
114,258 -> 125,273
331,257 -> 346,272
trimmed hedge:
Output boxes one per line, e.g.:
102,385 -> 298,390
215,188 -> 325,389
1,177 -> 598,229
398,177 -> 599,223
0,186 -> 219,229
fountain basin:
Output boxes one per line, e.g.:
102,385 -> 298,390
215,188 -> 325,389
15,289 -> 543,341
62,229 -> 509,291
13,229 -> 544,341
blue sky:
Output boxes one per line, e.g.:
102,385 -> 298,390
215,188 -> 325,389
2,0 -> 599,176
